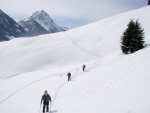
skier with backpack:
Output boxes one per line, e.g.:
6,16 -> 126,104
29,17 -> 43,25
41,90 -> 52,113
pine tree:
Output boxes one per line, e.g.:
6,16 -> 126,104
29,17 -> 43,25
148,0 -> 150,5
121,19 -> 145,54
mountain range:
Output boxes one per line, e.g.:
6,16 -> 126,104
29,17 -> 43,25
0,10 -> 68,41
18,10 -> 65,36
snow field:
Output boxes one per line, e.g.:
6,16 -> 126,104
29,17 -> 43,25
0,6 -> 150,113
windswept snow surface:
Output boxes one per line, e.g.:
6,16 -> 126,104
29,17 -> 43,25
0,6 -> 150,113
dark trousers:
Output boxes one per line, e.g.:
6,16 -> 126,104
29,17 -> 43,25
43,101 -> 49,113
68,76 -> 71,81
83,68 -> 85,71
83,67 -> 85,71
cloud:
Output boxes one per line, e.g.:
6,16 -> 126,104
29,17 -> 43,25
0,0 -> 147,26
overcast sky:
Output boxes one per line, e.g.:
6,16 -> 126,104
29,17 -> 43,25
0,0 -> 147,27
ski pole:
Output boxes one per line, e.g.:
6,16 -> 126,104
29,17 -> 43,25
50,101 -> 51,112
39,103 -> 41,113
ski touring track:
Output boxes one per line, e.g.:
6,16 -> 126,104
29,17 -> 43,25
0,73 -> 64,104
50,60 -> 101,110
0,32 -> 103,112
51,32 -> 103,110
0,60 -> 100,110
63,32 -> 103,58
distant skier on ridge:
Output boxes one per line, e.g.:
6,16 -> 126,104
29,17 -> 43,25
67,72 -> 71,81
82,64 -> 86,72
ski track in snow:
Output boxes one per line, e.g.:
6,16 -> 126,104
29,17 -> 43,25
63,32 -> 103,58
50,32 -> 103,108
51,60 -> 100,109
0,32 -> 102,108
0,60 -> 100,108
0,73 -> 62,104
51,82 -> 66,108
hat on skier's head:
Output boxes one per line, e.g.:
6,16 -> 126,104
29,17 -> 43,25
45,90 -> 47,93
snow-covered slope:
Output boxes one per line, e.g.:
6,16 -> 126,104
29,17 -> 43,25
0,6 -> 150,113
0,32 -> 99,79
65,6 -> 150,56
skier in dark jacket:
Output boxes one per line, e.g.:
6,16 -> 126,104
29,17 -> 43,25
41,90 -> 52,113
82,64 -> 86,71
67,72 -> 71,81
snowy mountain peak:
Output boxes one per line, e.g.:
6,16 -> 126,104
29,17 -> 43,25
30,10 -> 51,20
18,18 -> 49,36
19,10 -> 65,35
29,10 -> 63,32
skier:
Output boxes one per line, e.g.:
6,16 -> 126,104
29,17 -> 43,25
41,90 -> 52,113
82,64 -> 86,71
67,72 -> 71,81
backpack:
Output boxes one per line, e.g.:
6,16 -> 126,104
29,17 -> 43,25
42,94 -> 50,102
